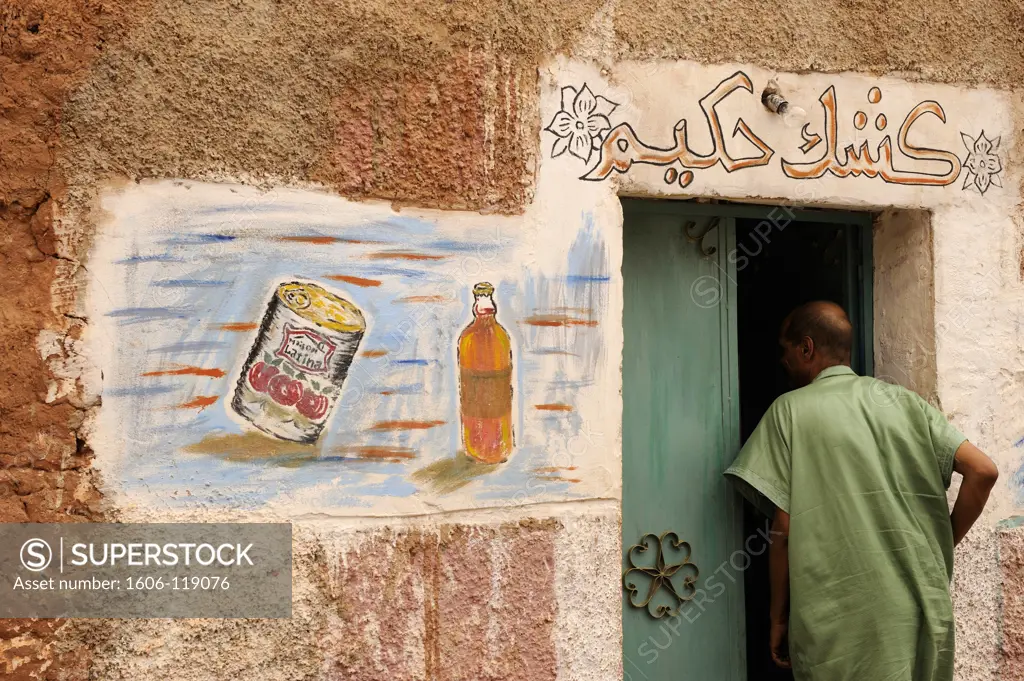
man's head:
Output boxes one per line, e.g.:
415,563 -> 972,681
778,301 -> 853,387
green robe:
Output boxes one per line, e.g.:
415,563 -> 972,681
725,365 -> 966,681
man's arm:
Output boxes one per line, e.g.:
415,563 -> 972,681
951,440 -> 998,546
769,507 -> 791,669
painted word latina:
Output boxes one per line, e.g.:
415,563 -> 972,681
558,71 -> 976,189
277,325 -> 336,374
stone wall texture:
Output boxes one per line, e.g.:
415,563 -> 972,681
3,0 -> 1024,679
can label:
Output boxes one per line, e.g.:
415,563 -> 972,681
276,324 -> 336,374
231,281 -> 366,444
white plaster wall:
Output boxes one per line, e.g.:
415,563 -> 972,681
540,60 -> 1012,210
57,56 -> 1023,680
77,179 -> 628,679
84,181 -> 624,520
536,59 -> 1022,680
873,208 -> 938,403
537,58 -> 1021,517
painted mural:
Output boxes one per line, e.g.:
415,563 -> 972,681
545,70 -> 1004,195
88,182 -> 615,513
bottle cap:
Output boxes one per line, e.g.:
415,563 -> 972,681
473,282 -> 495,296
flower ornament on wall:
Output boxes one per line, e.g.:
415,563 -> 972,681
545,84 -> 619,164
961,131 -> 1003,195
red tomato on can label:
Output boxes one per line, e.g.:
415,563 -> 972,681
296,391 -> 330,420
267,374 -> 303,406
247,361 -> 279,392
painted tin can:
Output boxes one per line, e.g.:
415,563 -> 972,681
231,281 -> 366,443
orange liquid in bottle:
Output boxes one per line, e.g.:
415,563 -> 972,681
458,282 -> 513,463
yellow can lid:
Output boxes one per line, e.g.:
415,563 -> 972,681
473,282 -> 495,296
277,281 -> 365,333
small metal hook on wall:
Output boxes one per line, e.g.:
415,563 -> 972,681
683,217 -> 719,257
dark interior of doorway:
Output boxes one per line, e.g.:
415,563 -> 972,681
736,216 -> 871,680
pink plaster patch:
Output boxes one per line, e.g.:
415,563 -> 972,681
1000,527 -> 1024,678
323,522 -> 558,680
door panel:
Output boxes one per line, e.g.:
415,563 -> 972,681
622,201 -> 744,681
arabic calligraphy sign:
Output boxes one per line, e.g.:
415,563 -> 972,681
580,73 -> 774,189
544,70 -> 1003,196
780,86 -> 960,186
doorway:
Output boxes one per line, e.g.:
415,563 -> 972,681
621,200 -> 872,681
734,214 -> 871,680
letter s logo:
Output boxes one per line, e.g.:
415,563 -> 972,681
20,539 -> 52,572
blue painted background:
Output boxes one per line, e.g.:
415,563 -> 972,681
97,192 -> 609,510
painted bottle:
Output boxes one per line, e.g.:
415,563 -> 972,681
458,282 -> 513,463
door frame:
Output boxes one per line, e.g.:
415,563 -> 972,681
621,199 -> 874,376
619,198 -> 875,680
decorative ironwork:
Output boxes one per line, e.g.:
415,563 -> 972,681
683,218 -> 720,257
622,531 -> 699,618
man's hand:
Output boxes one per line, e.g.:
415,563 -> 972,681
951,441 -> 998,546
770,621 -> 792,669
769,507 -> 791,668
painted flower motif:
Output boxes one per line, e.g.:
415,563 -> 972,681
961,131 -> 1003,195
545,84 -> 619,164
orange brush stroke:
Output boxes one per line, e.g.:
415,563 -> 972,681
142,366 -> 226,378
533,466 -> 579,473
178,395 -> 219,409
535,403 -> 573,412
335,446 -> 416,460
369,420 -> 446,431
394,295 -> 453,303
360,350 -> 388,358
215,322 -> 258,332
523,315 -> 599,328
325,274 -> 382,287
366,251 -> 446,261
533,475 -> 582,483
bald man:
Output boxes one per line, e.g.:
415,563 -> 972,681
725,301 -> 998,681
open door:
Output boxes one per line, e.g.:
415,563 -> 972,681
621,200 -> 745,681
622,199 -> 872,680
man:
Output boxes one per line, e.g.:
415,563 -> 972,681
725,301 -> 998,681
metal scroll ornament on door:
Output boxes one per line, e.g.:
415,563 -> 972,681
683,217 -> 720,257
622,531 -> 699,618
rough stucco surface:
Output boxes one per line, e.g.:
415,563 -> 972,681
553,513 -> 621,680
1002,528 -> 1024,679
3,0 -> 1024,679
57,0 -> 1024,225
1,3 -> 138,679
873,209 -> 938,404
953,520 -> 1003,680
1001,527 -> 1024,680
70,517 -> 573,680
614,0 -> 1024,86
59,0 -> 612,215
320,52 -> 536,212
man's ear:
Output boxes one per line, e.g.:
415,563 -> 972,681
800,336 -> 814,359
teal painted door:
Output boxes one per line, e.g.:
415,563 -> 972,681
622,201 -> 745,681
